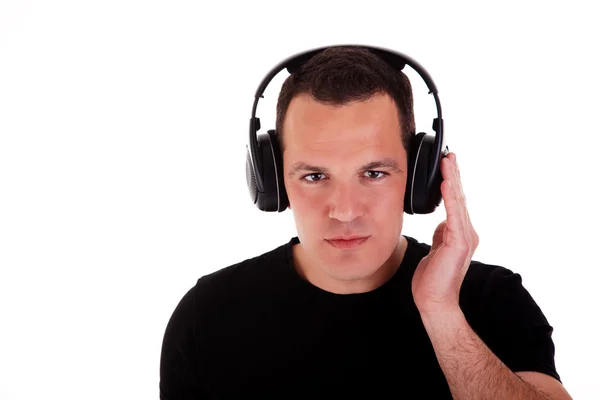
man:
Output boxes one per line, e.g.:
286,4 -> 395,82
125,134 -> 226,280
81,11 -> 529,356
159,46 -> 572,399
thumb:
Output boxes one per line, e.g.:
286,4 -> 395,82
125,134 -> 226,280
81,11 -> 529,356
431,220 -> 447,251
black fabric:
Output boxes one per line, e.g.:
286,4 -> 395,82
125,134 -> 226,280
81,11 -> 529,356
159,235 -> 560,399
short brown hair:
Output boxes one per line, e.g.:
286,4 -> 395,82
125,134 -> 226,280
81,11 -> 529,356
275,46 -> 415,153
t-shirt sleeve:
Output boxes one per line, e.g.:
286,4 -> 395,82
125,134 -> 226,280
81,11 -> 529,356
159,284 -> 206,399
478,265 -> 561,383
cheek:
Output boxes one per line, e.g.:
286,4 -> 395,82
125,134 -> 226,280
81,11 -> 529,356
370,186 -> 406,222
285,183 -> 321,222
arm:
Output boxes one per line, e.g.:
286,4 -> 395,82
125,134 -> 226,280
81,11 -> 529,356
420,308 -> 572,400
411,152 -> 571,400
159,285 -> 205,399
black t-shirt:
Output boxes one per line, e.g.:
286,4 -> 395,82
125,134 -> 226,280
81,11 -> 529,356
159,235 -> 561,399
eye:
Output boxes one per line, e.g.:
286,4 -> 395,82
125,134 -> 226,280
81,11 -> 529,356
365,171 -> 386,179
303,173 -> 325,183
301,171 -> 387,184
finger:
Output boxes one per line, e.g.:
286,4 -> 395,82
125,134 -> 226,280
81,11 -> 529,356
449,153 -> 478,250
451,154 -> 473,226
449,153 -> 465,204
443,153 -> 463,213
440,156 -> 465,247
431,220 -> 446,250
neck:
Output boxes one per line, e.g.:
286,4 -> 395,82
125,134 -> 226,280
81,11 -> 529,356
292,235 -> 408,294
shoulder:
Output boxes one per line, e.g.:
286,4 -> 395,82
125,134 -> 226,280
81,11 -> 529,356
405,234 -> 513,284
164,237 -> 295,334
462,258 -> 532,310
456,256 -> 552,341
191,237 -> 296,306
463,259 -> 517,295
403,235 -> 526,313
459,260 -> 521,316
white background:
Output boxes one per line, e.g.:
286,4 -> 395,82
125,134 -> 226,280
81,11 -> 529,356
1,1 -> 598,399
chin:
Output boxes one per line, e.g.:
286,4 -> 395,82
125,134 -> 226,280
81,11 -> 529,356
318,239 -> 384,281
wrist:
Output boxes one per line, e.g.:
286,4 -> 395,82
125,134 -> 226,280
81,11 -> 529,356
416,300 -> 462,317
418,306 -> 465,332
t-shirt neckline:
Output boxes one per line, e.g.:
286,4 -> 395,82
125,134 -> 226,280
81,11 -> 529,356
283,235 -> 419,300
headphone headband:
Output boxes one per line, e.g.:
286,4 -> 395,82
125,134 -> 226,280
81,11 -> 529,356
248,44 -> 444,199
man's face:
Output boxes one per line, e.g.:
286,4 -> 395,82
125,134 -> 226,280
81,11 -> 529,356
282,92 -> 408,285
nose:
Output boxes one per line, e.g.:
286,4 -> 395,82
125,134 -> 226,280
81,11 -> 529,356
328,181 -> 365,222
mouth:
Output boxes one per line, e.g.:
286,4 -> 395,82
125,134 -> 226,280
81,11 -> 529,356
326,236 -> 370,249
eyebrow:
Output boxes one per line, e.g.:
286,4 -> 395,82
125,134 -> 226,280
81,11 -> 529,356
288,157 -> 403,177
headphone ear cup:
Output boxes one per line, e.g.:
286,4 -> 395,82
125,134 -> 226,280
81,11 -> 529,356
404,132 -> 443,214
267,129 -> 289,212
245,129 -> 288,212
245,144 -> 259,205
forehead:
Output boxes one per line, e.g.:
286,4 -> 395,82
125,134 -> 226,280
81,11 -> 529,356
282,92 -> 405,161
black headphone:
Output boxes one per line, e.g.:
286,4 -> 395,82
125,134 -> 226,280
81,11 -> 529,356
246,44 -> 448,214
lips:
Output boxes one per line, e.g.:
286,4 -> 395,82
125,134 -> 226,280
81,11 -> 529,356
327,236 -> 368,241
326,236 -> 369,249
